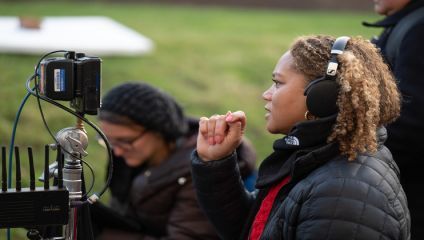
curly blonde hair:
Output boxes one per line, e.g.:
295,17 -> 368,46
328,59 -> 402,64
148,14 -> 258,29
290,35 -> 400,160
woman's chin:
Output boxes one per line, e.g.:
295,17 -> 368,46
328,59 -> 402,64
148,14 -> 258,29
266,124 -> 277,134
266,124 -> 286,135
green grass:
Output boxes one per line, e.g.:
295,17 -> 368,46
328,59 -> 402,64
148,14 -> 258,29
0,2 -> 381,239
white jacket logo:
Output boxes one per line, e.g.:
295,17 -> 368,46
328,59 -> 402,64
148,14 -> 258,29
285,136 -> 300,146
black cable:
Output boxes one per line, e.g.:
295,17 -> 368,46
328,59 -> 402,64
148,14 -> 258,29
26,75 -> 113,198
25,64 -> 113,202
33,50 -> 68,144
31,50 -> 89,171
81,159 -> 95,198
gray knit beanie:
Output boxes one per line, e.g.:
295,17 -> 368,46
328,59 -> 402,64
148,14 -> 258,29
100,82 -> 188,142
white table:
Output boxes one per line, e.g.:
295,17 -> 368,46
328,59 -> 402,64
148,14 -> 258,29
0,16 -> 154,56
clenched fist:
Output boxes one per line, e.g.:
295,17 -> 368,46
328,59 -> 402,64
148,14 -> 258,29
196,111 -> 246,161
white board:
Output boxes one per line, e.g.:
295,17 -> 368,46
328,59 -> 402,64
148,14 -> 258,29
0,16 -> 154,56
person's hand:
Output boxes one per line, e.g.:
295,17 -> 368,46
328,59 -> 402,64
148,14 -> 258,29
196,111 -> 246,161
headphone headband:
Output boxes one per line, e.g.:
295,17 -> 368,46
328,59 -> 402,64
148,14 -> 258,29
326,36 -> 350,77
331,36 -> 350,54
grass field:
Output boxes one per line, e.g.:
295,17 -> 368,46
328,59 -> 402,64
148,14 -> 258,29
0,2 -> 381,239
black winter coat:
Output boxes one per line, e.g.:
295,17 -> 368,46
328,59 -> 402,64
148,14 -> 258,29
363,0 -> 424,174
363,2 -> 424,237
192,116 -> 410,240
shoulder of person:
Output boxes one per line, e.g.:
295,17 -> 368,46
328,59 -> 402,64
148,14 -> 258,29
297,151 -> 403,202
389,7 -> 424,63
290,152 -> 408,238
400,20 -> 424,46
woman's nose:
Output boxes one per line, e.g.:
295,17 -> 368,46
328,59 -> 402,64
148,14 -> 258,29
262,87 -> 273,101
113,146 -> 125,157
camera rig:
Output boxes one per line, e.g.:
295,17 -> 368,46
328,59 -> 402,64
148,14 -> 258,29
0,50 -> 113,240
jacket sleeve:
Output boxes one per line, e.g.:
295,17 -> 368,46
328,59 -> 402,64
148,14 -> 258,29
191,150 -> 255,240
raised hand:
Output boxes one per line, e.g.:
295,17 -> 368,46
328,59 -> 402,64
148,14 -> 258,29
196,111 -> 246,161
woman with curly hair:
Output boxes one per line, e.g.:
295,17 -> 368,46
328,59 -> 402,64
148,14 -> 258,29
191,35 -> 410,239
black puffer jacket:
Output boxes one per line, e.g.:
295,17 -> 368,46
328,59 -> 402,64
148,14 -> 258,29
192,116 -> 410,240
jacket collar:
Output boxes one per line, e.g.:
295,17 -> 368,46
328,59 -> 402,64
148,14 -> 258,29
255,114 -> 338,188
276,114 -> 337,150
256,117 -> 389,189
363,0 -> 424,28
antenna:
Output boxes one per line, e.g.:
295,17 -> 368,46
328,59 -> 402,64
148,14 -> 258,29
28,147 -> 35,191
15,146 -> 21,191
56,145 -> 63,189
2,146 -> 7,192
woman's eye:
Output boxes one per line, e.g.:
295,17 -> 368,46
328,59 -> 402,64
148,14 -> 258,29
273,80 -> 282,87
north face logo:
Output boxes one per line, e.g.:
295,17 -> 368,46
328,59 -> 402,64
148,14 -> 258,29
284,136 -> 300,146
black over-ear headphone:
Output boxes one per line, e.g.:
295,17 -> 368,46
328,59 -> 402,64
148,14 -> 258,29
303,36 -> 350,118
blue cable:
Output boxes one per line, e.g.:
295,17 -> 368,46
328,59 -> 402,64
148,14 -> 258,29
7,89 -> 32,240
8,90 -> 31,186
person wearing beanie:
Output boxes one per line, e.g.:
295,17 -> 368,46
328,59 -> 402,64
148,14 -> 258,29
90,82 -> 257,240
363,0 -> 424,238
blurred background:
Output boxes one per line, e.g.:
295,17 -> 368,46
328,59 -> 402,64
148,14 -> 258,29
0,0 -> 380,238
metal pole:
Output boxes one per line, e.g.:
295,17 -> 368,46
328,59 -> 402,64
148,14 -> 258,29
55,126 -> 88,240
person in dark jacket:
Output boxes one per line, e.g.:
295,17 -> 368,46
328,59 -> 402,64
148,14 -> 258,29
90,82 -> 257,240
363,1 -> 424,238
191,35 -> 411,240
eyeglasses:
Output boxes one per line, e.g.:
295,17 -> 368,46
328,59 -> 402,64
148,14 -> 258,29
106,130 -> 148,151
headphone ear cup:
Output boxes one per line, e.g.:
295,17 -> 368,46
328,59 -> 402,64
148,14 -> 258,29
305,79 -> 339,118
